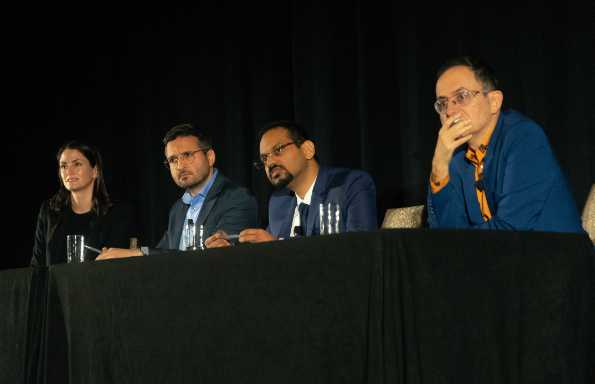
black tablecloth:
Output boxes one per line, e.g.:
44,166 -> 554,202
378,230 -> 594,383
2,230 -> 594,383
0,267 -> 45,384
48,231 -> 376,383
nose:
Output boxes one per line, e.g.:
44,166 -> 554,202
263,157 -> 274,168
64,165 -> 75,175
445,100 -> 460,118
262,153 -> 280,170
174,161 -> 185,171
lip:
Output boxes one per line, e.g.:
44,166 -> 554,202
269,166 -> 284,178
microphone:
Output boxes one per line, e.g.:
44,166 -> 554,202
293,226 -> 304,236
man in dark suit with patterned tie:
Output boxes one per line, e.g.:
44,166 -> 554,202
206,120 -> 377,247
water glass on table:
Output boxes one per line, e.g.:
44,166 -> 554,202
319,202 -> 341,235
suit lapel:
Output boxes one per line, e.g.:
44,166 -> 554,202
171,203 -> 190,249
279,197 -> 296,239
196,173 -> 224,226
306,166 -> 328,236
482,116 -> 504,216
460,160 -> 483,225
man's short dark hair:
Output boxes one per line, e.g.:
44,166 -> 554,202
437,56 -> 499,91
257,120 -> 311,146
162,123 -> 212,148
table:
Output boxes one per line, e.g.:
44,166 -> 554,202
0,267 -> 45,384
2,229 -> 594,383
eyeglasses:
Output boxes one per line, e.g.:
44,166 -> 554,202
434,88 -> 484,115
253,142 -> 296,170
163,148 -> 210,168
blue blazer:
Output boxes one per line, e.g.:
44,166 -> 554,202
156,172 -> 258,250
428,110 -> 583,233
267,166 -> 377,238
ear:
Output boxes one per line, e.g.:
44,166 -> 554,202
300,140 -> 316,160
488,90 -> 503,114
92,166 -> 98,179
207,148 -> 216,167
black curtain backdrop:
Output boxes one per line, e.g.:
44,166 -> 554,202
6,3 -> 594,268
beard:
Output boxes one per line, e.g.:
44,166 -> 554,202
176,169 -> 210,190
268,165 -> 294,189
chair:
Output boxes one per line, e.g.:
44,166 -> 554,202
379,188 -> 595,240
582,184 -> 595,244
382,205 -> 425,229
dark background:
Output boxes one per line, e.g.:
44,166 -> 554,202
5,3 -> 594,269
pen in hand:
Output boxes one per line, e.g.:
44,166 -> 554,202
84,244 -> 102,254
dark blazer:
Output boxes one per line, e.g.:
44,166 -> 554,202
155,172 -> 258,250
32,201 -> 136,266
267,166 -> 377,239
427,109 -> 583,233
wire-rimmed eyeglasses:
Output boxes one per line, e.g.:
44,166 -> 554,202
163,148 -> 210,168
253,142 -> 296,170
434,88 -> 485,115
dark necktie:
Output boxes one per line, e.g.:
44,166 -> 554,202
297,203 -> 309,236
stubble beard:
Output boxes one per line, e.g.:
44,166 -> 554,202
176,170 -> 209,191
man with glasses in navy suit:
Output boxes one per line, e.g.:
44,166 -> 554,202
206,120 -> 377,247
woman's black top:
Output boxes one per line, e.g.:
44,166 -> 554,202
32,200 -> 136,266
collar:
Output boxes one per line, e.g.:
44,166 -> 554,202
465,125 -> 493,166
296,175 -> 317,205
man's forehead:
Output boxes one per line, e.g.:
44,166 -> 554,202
436,66 -> 480,97
165,135 -> 200,154
260,128 -> 290,150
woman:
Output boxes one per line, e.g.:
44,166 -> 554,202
32,141 -> 136,265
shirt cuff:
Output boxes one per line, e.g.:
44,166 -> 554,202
430,174 -> 449,194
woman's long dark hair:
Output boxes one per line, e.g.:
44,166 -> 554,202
48,141 -> 112,216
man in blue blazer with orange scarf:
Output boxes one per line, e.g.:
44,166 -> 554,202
427,56 -> 583,233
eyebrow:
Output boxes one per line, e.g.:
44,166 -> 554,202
437,87 -> 467,99
60,158 -> 83,164
166,149 -> 198,157
260,142 -> 283,154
